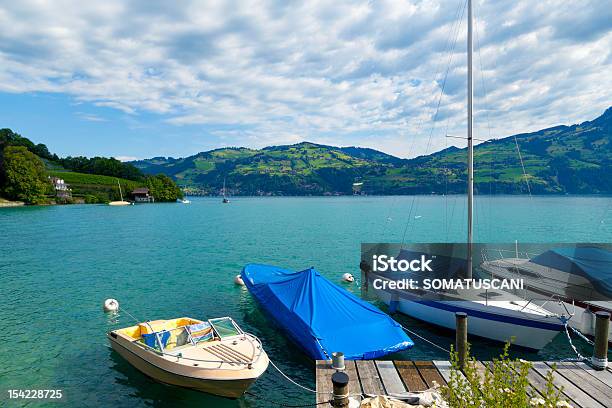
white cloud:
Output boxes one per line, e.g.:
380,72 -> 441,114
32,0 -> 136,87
75,112 -> 107,122
114,155 -> 139,162
0,0 -> 610,157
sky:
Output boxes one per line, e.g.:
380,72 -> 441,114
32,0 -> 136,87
0,0 -> 610,160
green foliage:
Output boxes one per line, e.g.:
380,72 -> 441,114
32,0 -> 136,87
48,171 -> 143,202
0,128 -> 55,161
441,343 -> 569,408
146,174 -> 183,201
2,146 -> 50,204
58,156 -> 143,181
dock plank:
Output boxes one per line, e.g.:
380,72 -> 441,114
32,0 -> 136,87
433,360 -> 466,383
575,361 -> 612,387
315,360 -> 334,407
395,361 -> 427,391
356,360 -> 384,396
550,362 -> 612,406
414,360 -> 446,388
532,362 -> 604,408
376,360 -> 407,395
345,360 -> 362,400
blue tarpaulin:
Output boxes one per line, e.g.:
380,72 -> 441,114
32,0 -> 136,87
241,264 -> 414,360
531,247 -> 612,297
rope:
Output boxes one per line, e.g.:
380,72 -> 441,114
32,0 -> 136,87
269,359 -> 320,394
561,323 -> 588,362
569,326 -> 595,346
400,324 -> 451,354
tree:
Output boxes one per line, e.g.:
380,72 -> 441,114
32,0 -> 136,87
2,146 -> 50,203
146,174 -> 183,201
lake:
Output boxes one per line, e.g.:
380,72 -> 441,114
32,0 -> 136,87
0,196 -> 610,407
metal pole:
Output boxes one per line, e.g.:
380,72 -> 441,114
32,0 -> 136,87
359,259 -> 370,295
466,0 -> 474,279
592,311 -> 610,370
331,371 -> 350,408
456,312 -> 468,370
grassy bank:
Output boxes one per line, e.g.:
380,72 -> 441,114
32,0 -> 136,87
48,170 -> 145,203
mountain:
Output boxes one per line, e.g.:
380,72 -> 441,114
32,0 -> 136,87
131,107 -> 612,195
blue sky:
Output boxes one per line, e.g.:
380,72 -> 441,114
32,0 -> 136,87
0,0 -> 610,160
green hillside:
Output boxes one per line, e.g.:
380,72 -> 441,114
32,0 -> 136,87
47,170 -> 143,203
0,128 -> 183,204
132,107 -> 612,195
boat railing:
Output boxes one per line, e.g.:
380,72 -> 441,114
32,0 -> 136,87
518,293 -> 575,318
134,323 -> 266,370
481,248 -> 539,262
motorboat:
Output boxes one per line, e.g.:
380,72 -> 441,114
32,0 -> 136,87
481,246 -> 612,343
178,198 -> 191,204
241,264 -> 413,360
108,316 -> 269,398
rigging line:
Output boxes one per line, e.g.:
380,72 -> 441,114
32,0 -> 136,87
383,1 -> 465,242
472,13 -> 495,239
397,0 -> 466,245
403,0 -> 468,243
513,134 -> 532,197
473,12 -> 532,199
472,12 -> 487,240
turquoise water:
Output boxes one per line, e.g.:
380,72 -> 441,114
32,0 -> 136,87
0,196 -> 610,407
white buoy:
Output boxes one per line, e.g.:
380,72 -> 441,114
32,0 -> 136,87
234,274 -> 245,286
103,298 -> 119,312
342,273 -> 354,283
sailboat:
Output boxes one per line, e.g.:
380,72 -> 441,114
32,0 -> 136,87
481,246 -> 612,344
367,0 -> 564,350
222,178 -> 230,204
108,179 -> 132,206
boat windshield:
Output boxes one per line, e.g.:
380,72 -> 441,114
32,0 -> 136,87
209,317 -> 241,339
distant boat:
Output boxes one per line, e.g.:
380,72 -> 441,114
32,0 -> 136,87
108,179 -> 132,206
222,178 -> 230,203
178,198 -> 191,204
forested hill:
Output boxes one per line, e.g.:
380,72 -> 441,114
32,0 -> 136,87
131,107 -> 612,196
0,129 -> 182,204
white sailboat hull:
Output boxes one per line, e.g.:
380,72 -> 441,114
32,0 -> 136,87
481,258 -> 612,344
373,288 -> 563,350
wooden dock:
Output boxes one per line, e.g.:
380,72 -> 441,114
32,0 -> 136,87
316,360 -> 612,408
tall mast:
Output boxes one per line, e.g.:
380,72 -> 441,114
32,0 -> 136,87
117,179 -> 124,202
466,0 -> 474,279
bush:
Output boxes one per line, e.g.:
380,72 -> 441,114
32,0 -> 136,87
2,146 -> 50,204
441,342 -> 570,407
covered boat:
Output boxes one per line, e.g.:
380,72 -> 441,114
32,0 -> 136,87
241,264 -> 414,360
108,316 -> 268,398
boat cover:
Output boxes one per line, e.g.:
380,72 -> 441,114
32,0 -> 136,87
531,247 -> 612,297
241,264 -> 414,360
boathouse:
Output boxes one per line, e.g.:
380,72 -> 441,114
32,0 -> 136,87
132,187 -> 154,203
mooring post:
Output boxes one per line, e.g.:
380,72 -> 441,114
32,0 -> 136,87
359,259 -> 370,295
592,311 -> 610,370
456,312 -> 468,370
331,371 -> 349,407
